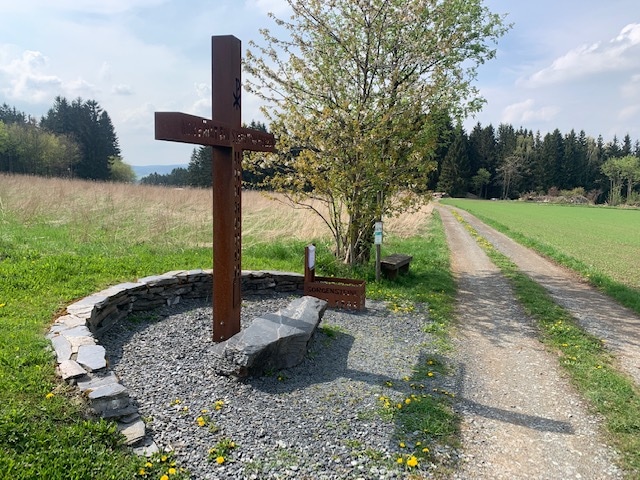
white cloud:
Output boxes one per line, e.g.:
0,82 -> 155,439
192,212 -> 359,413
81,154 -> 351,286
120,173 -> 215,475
522,23 -> 640,87
618,105 -> 640,121
246,0 -> 291,16
0,50 -> 63,102
502,99 -> 559,124
194,82 -> 210,98
112,84 -> 134,95
1,0 -> 168,16
621,74 -> 640,98
99,61 -> 112,81
190,97 -> 212,118
66,77 -> 100,97
120,102 -> 157,131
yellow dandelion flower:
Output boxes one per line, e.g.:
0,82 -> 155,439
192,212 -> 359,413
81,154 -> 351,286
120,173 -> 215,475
216,456 -> 225,464
427,372 -> 434,377
161,476 -> 169,480
201,409 -> 209,413
161,455 -> 168,462
45,392 -> 54,399
197,416 -> 206,427
402,376 -> 410,381
0,303 -> 6,308
138,468 -> 146,476
416,441 -> 421,446
399,442 -> 406,448
407,455 -> 419,467
397,403 -> 403,409
397,457 -> 404,464
168,467 -> 177,474
422,447 -> 429,453
405,398 -> 411,405
145,461 -> 153,468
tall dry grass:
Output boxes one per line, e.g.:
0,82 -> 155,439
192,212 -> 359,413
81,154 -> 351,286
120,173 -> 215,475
0,173 -> 431,248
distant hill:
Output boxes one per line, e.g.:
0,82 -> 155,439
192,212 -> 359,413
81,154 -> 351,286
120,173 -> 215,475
131,164 -> 187,180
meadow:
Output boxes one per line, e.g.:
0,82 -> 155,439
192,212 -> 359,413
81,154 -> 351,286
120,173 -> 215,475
3,174 -> 640,477
443,198 -> 640,313
0,173 -> 454,478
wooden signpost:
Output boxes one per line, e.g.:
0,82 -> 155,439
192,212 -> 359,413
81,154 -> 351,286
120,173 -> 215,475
154,36 -> 275,342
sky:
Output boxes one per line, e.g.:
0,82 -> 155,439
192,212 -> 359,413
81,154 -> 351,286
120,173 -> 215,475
1,0 -> 640,167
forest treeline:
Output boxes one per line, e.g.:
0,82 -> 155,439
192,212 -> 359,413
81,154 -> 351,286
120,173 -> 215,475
433,122 -> 640,205
3,100 -> 639,205
0,99 -> 135,182
143,119 -> 640,206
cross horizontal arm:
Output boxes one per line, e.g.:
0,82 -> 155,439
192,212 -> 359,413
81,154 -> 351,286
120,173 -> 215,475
155,112 -> 275,152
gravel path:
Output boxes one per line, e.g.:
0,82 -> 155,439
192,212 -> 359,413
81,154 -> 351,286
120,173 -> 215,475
451,206 -> 640,387
438,205 -> 623,479
100,296 -> 451,479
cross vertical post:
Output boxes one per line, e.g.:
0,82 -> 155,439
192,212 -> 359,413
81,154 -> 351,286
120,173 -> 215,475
154,35 -> 275,342
211,36 -> 242,342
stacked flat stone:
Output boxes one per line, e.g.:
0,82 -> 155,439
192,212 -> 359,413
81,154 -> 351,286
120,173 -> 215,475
47,269 -> 305,450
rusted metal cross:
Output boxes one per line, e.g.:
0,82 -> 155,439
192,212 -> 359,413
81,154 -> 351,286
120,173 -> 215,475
154,35 -> 275,342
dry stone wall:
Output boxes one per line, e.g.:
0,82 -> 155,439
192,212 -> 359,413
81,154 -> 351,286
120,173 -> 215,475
47,269 -> 304,451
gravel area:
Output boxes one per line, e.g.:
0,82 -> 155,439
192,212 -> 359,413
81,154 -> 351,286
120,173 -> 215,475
100,295 -> 452,479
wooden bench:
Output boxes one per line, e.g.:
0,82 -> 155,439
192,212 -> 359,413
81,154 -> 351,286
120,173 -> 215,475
380,254 -> 413,280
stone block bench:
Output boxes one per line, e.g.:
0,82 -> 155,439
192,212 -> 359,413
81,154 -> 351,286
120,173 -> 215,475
212,296 -> 328,377
380,253 -> 413,280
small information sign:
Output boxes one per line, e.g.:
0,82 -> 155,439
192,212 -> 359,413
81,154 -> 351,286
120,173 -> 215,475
374,221 -> 383,245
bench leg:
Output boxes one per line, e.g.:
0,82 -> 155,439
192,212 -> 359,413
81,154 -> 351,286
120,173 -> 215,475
382,268 -> 398,280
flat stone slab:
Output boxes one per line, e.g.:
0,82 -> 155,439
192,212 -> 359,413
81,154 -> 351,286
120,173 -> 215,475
55,314 -> 87,329
117,417 -> 146,445
51,335 -> 72,362
77,372 -> 120,392
88,382 -> 128,400
58,359 -> 87,380
68,335 -> 96,353
61,325 -> 93,337
213,296 -> 327,376
76,345 -> 107,372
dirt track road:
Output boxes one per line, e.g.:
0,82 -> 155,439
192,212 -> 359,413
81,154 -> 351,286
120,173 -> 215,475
450,205 -> 640,387
437,205 -> 626,479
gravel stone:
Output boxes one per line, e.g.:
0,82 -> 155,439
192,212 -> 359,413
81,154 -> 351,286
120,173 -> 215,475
100,294 -> 443,479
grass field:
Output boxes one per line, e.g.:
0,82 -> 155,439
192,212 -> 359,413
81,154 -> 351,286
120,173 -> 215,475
443,199 -> 640,313
3,175 -> 640,477
0,174 -> 455,478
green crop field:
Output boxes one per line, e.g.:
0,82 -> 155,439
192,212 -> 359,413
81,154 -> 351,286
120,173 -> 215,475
444,198 -> 640,293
